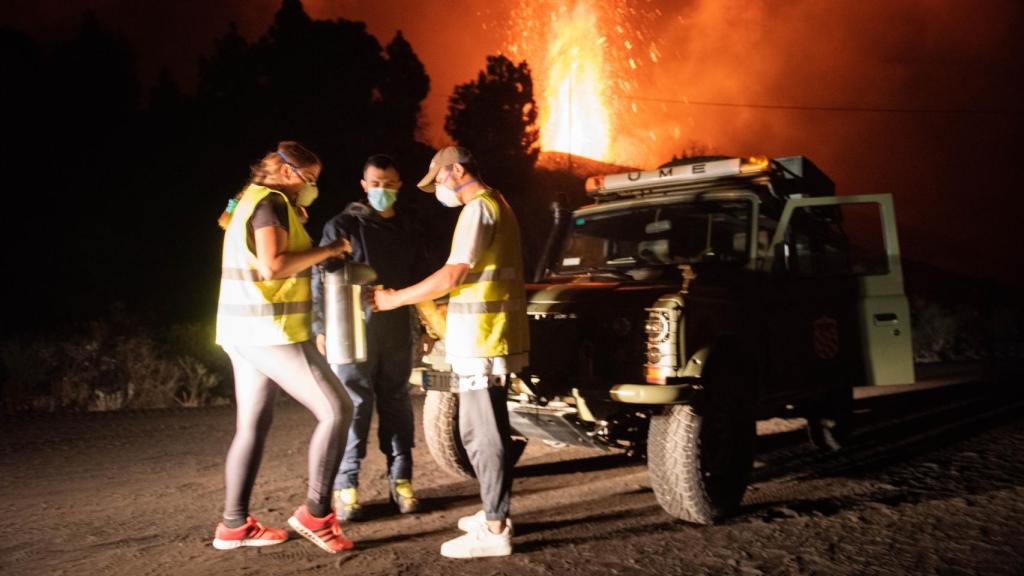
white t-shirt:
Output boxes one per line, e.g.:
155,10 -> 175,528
446,195 -> 528,384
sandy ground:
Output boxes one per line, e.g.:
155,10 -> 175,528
1,377 -> 1023,576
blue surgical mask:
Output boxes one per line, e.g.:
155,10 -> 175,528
367,187 -> 398,212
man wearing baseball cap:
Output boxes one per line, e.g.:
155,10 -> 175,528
372,146 -> 529,558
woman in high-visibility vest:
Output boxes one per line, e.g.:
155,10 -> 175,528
212,141 -> 356,554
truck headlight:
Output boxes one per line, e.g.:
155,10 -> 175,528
644,300 -> 683,383
646,346 -> 662,364
645,312 -> 670,342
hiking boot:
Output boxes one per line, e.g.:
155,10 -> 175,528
212,516 -> 288,550
287,505 -> 354,554
440,522 -> 512,559
456,510 -> 514,536
389,479 -> 420,514
332,488 -> 365,521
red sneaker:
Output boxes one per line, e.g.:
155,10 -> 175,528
287,506 -> 354,553
212,516 -> 288,550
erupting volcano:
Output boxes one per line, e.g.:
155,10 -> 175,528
506,0 -> 663,165
537,2 -> 610,160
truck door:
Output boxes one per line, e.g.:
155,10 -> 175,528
771,194 -> 915,387
758,210 -> 858,402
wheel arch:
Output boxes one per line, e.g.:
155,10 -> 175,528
682,336 -> 759,406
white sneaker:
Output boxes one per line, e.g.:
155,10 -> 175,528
457,510 -> 514,536
440,523 -> 512,558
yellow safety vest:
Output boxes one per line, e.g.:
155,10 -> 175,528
446,189 -> 530,359
215,184 -> 313,346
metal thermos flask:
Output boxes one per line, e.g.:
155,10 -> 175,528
323,259 -> 377,365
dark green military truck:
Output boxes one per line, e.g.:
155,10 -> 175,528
420,155 -> 915,524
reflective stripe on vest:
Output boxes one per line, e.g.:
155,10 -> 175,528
221,268 -> 312,282
461,267 -> 518,284
217,300 -> 312,317
447,299 -> 524,315
445,190 -> 530,359
215,184 -> 314,346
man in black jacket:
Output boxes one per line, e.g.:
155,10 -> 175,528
312,154 -> 420,521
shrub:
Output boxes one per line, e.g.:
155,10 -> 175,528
0,336 -> 62,412
1,319 -> 231,414
911,297 -> 959,363
163,322 -> 232,393
175,355 -> 225,407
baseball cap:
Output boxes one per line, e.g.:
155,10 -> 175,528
417,146 -> 475,192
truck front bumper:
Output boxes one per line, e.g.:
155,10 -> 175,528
608,380 -> 700,405
424,369 -> 700,405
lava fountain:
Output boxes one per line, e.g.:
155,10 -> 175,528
538,2 -> 611,160
506,0 -> 663,165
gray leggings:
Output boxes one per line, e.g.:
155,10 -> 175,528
222,341 -> 353,522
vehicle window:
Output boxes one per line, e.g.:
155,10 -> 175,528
556,201 -> 753,273
834,203 -> 888,275
731,215 -> 773,262
787,203 -> 887,276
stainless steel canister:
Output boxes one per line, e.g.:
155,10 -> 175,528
323,260 -> 377,365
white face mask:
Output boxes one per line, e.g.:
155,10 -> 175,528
435,184 -> 463,207
296,182 -> 319,207
435,169 -> 464,207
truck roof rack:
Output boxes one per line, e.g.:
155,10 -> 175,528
584,155 -> 834,201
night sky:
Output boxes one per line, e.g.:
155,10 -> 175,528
3,0 -> 1023,284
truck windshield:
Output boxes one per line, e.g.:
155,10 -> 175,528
555,200 -> 753,273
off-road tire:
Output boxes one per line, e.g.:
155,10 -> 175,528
423,391 -> 474,479
647,403 -> 754,524
422,390 -> 528,480
646,344 -> 755,524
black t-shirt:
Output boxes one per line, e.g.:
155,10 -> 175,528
250,194 -> 290,231
246,194 -> 290,251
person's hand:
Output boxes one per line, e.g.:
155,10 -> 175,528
373,287 -> 400,312
360,285 -> 377,310
315,333 -> 326,356
326,238 -> 352,258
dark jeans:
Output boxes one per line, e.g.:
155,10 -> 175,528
331,342 -> 414,490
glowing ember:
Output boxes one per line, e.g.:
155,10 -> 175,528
539,2 -> 610,159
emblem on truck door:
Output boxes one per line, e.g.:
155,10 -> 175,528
812,316 -> 840,360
